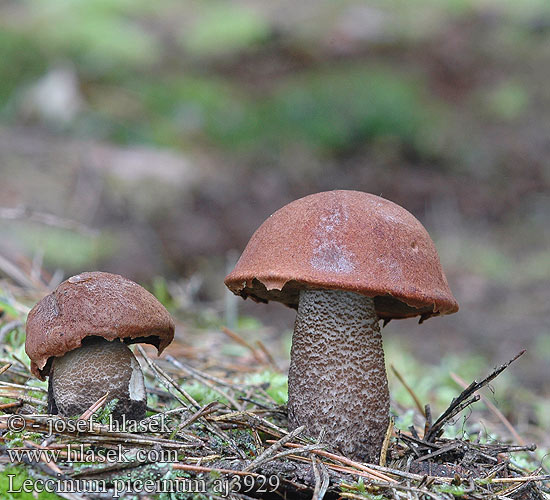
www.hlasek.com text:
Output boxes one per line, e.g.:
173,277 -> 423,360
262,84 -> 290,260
7,443 -> 179,464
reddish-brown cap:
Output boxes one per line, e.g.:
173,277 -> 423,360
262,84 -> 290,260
25,271 -> 175,380
225,190 -> 458,321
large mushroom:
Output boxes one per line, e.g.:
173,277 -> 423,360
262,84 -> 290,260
225,190 -> 458,462
25,271 -> 175,421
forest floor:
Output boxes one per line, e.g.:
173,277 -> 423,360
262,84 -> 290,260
1,270 -> 549,499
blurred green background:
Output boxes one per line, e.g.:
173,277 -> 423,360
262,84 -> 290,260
0,0 -> 549,396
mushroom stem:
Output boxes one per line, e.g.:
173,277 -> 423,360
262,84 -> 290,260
49,337 -> 146,421
287,289 -> 389,462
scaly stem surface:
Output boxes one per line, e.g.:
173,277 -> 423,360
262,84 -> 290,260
50,337 -> 146,421
288,289 -> 389,462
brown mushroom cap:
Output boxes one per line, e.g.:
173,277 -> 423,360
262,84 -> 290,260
225,190 -> 458,321
26,271 -> 175,380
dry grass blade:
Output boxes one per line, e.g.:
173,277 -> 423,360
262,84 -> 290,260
311,455 -> 330,500
380,417 -> 393,467
0,206 -> 98,237
79,392 -> 109,420
165,354 -> 247,391
0,380 -> 47,393
10,354 -> 32,374
425,350 -> 525,442
221,326 -> 266,365
268,440 -> 397,483
177,401 -> 222,431
450,371 -> 526,446
212,410 -> 290,438
163,354 -> 242,409
268,444 -> 327,462
0,253 -> 43,291
255,340 -> 280,371
0,320 -> 23,336
391,364 -> 426,417
0,391 -> 45,406
355,462 -> 439,482
0,401 -> 22,410
499,476 -> 550,483
137,344 -> 198,409
244,425 -> 305,471
292,455 -> 393,483
312,456 -> 322,500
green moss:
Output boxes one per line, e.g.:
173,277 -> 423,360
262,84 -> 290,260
263,67 -> 435,153
434,483 -> 467,496
0,30 -> 47,108
181,4 -> 270,57
201,65 -> 442,156
243,371 -> 288,405
340,478 -> 385,499
136,76 -> 243,147
484,81 -> 529,121
131,65 -> 442,157
22,0 -> 160,73
183,381 -> 226,406
0,295 -> 21,320
150,277 -> 176,311
5,224 -> 117,271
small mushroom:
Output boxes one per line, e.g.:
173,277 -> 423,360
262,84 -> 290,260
225,190 -> 458,462
25,271 -> 175,421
